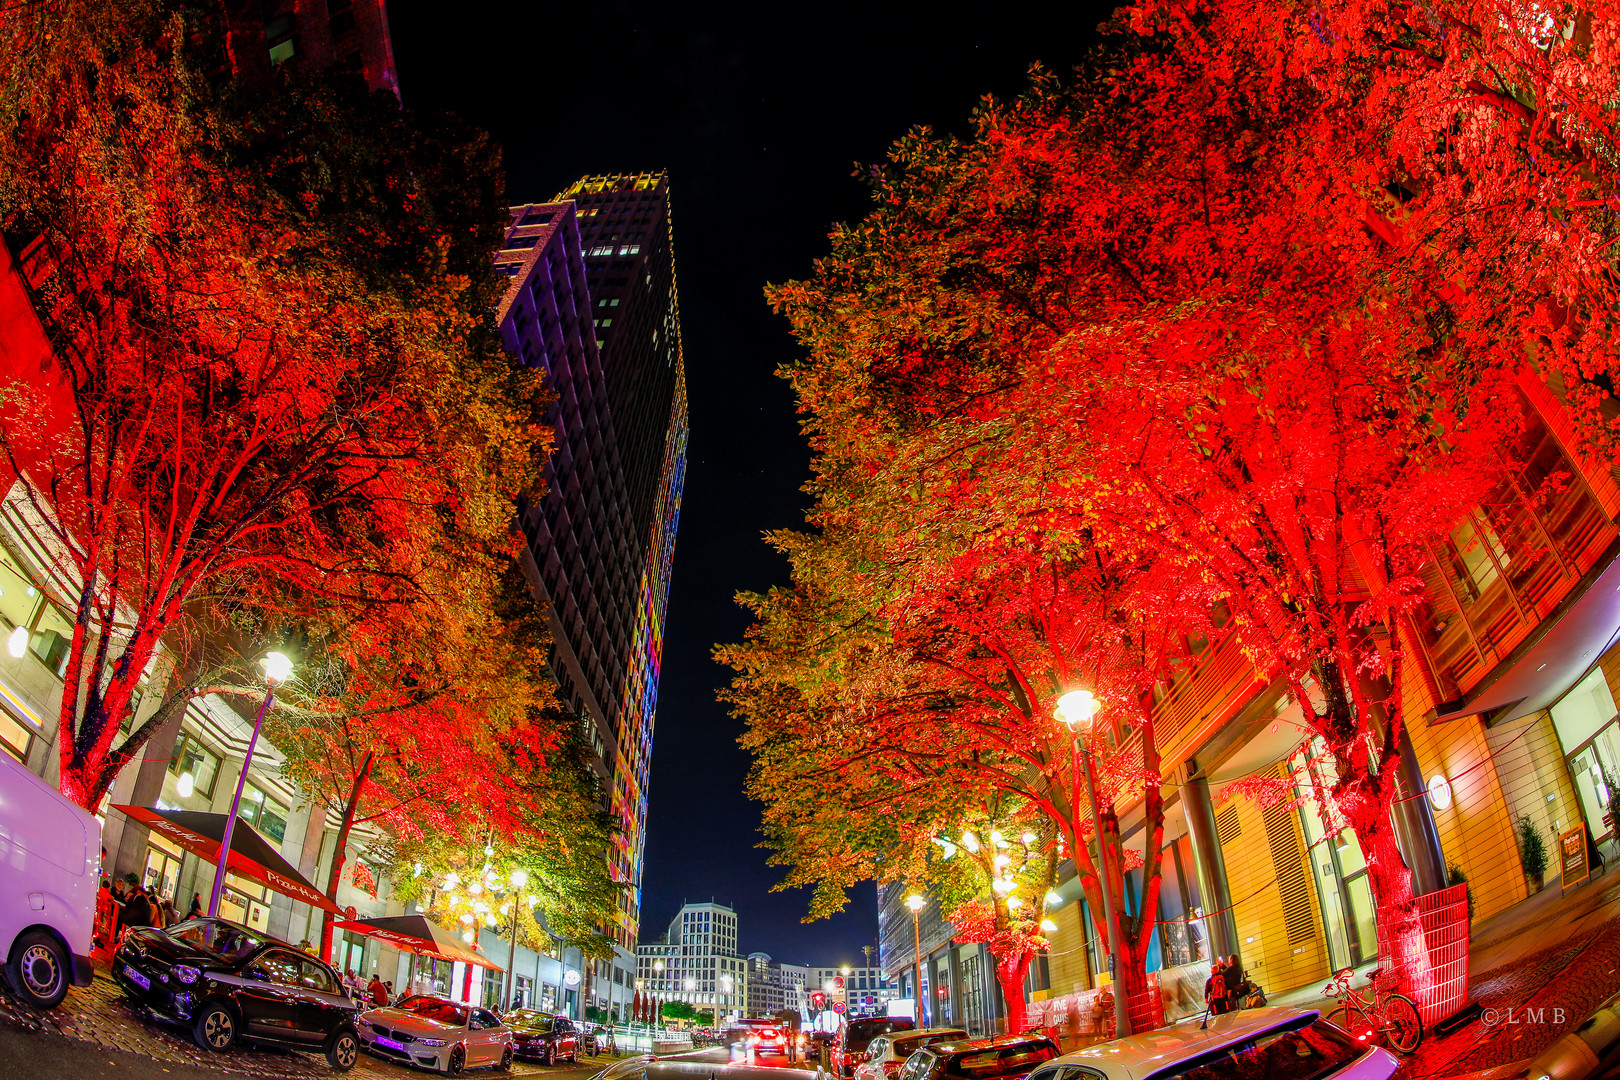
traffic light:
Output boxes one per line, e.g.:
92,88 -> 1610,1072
811,991 -> 827,1012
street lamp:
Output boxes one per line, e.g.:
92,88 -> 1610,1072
208,652 -> 292,919
1054,687 -> 1130,1038
501,868 -> 529,1012
906,894 -> 926,1025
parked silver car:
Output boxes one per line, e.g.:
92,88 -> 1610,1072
357,996 -> 512,1074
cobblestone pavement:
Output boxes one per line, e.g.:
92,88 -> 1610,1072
1401,899 -> 1620,1079
0,970 -> 619,1078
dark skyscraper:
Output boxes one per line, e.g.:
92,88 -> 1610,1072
494,174 -> 688,1015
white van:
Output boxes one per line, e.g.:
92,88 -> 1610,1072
0,750 -> 101,1007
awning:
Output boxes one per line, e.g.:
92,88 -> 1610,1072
112,805 -> 341,914
1433,547 -> 1620,725
331,914 -> 503,971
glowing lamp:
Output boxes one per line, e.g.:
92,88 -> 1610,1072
961,831 -> 980,853
510,868 -> 529,888
260,651 -> 293,684
6,625 -> 28,658
1046,891 -> 1064,906
1054,689 -> 1100,731
906,894 -> 925,913
176,771 -> 195,798
1427,774 -> 1453,811
1040,919 -> 1059,932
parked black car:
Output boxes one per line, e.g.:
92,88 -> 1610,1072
504,1009 -> 580,1064
112,918 -> 362,1071
895,1035 -> 1060,1080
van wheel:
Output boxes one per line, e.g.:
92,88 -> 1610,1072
326,1028 -> 359,1071
8,930 -> 69,1009
193,1002 -> 237,1051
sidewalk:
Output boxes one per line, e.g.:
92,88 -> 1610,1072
1248,869 -> 1620,1078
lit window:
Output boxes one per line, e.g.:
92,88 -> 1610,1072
619,244 -> 641,256
268,39 -> 296,65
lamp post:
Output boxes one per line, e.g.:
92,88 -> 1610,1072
502,869 -> 528,1012
905,894 -> 926,1026
1054,688 -> 1130,1039
208,652 -> 292,919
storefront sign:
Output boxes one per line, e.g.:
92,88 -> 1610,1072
1559,823 -> 1590,891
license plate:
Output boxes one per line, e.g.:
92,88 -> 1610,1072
123,965 -> 150,990
377,1037 -> 406,1052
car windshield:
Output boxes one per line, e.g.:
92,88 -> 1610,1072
165,920 -> 265,961
403,998 -> 469,1025
1142,1018 -> 1361,1080
946,1041 -> 1058,1079
512,1012 -> 554,1032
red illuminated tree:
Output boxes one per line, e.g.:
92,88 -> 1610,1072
746,55 -> 1528,1001
0,1 -> 545,810
1118,0 -> 1620,459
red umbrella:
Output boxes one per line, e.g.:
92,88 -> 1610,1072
114,805 -> 341,913
633,990 -> 642,1021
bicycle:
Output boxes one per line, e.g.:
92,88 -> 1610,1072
1323,967 -> 1423,1054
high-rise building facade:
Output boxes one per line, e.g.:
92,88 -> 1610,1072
746,952 -> 810,1018
551,172 -> 689,945
637,903 -> 748,1021
228,0 -> 399,97
495,173 -> 688,1015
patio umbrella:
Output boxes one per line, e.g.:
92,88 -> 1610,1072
331,914 -> 503,971
113,805 -> 341,913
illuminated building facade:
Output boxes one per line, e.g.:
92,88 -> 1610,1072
495,173 -> 688,1016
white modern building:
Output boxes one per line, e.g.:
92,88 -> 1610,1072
636,902 -> 748,1021
747,952 -> 810,1017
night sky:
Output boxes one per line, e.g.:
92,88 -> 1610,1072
388,0 -> 1109,966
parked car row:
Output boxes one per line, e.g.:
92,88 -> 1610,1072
110,914 -> 611,1074
837,1009 -> 1398,1080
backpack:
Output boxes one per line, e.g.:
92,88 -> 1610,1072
1207,975 -> 1227,1003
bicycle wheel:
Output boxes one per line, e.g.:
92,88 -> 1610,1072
1327,1004 -> 1376,1046
1381,993 -> 1424,1054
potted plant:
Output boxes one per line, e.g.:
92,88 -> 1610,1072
1517,816 -> 1549,892
1447,865 -> 1475,923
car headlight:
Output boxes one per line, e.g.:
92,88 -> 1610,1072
173,966 -> 201,984
417,1038 -> 446,1047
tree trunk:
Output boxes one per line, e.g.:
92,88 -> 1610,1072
1344,799 -> 1431,993
320,751 -> 374,964
993,948 -> 1034,1034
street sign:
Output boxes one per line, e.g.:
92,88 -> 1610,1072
832,1001 -> 846,1014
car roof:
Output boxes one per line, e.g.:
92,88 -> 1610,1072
1042,1007 -> 1319,1080
893,1028 -> 969,1041
928,1033 -> 1056,1057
